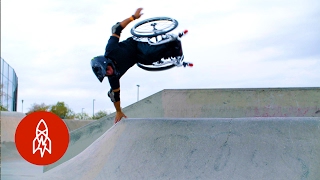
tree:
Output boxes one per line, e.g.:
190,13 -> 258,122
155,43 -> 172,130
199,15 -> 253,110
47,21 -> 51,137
75,112 -> 90,120
50,101 -> 74,119
93,110 -> 109,120
0,84 -> 8,111
0,105 -> 8,111
27,103 -> 50,114
0,84 -> 4,97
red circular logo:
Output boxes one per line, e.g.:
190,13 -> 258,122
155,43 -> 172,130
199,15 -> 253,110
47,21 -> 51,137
15,111 -> 69,165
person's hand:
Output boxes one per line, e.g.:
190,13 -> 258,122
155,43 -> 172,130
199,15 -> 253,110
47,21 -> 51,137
134,8 -> 143,19
114,111 -> 127,124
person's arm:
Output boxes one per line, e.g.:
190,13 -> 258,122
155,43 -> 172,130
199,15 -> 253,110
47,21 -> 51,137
112,88 -> 127,123
112,8 -> 143,38
108,76 -> 126,123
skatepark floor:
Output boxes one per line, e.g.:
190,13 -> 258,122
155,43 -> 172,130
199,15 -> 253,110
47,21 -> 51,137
1,142 -> 43,180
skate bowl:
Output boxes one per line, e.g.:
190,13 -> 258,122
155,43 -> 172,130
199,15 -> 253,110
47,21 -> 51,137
44,88 -> 320,172
44,87 -> 320,172
2,88 -> 320,179
37,117 -> 320,180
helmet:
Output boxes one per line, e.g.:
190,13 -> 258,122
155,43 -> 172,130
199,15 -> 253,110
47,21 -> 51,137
91,56 -> 117,82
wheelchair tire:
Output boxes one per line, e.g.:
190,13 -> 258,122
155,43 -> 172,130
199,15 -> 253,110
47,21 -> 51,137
136,62 -> 175,71
131,17 -> 178,38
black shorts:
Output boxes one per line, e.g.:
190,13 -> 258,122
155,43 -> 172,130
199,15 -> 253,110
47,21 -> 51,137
136,39 -> 183,65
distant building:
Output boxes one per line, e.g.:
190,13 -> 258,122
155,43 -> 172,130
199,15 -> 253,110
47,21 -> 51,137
1,57 -> 18,111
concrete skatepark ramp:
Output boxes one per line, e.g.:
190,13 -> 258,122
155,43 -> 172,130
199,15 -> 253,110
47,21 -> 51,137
0,112 -> 93,180
37,118 -> 320,180
113,88 -> 320,118
44,87 -> 320,172
1,88 -> 320,179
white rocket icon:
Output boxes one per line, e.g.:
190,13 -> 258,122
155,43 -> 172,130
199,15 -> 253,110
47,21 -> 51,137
33,119 -> 52,158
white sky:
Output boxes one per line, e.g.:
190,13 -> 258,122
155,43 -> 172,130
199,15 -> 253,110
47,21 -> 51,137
2,0 -> 320,115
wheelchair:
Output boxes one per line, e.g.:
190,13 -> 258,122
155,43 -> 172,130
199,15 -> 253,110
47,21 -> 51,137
131,17 -> 192,71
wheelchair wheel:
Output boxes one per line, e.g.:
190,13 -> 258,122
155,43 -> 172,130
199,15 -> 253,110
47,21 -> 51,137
131,17 -> 178,38
136,61 -> 175,71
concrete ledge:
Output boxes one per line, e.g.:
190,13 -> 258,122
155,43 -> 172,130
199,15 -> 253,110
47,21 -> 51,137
106,88 -> 320,118
1,111 -> 26,143
63,119 -> 93,132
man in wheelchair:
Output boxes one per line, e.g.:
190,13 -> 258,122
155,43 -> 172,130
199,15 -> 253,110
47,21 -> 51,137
91,8 -> 183,123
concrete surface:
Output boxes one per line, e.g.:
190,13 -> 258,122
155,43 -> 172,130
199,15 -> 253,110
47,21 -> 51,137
43,115 -> 115,172
124,88 -> 320,118
1,111 -> 26,143
0,111 -> 93,143
36,118 -> 320,180
1,88 -> 320,179
0,111 -> 94,180
0,111 -> 43,180
1,142 -> 43,180
44,87 -> 320,171
63,119 -> 93,132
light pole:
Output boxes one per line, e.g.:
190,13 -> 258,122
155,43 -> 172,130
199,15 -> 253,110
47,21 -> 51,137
22,100 -> 24,113
137,85 -> 140,101
82,108 -> 84,120
93,99 -> 95,118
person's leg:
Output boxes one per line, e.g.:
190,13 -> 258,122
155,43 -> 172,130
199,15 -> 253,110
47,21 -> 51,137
136,39 -> 183,65
170,39 -> 183,57
136,42 -> 169,65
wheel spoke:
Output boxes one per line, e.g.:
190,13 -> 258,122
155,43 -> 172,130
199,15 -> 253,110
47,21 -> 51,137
134,21 -> 174,34
131,17 -> 178,37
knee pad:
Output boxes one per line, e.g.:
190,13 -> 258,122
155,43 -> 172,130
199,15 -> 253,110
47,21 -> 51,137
108,89 -> 120,102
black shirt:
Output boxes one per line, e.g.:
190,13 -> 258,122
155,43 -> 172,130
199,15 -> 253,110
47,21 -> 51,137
105,36 -> 139,90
